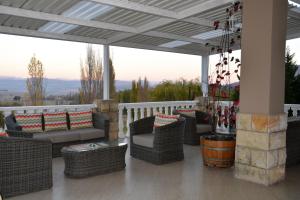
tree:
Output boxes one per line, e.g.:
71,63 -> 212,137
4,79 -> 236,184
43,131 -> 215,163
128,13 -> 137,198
26,55 -> 45,106
150,78 -> 202,101
285,49 -> 300,104
79,45 -> 116,103
130,80 -> 138,103
79,45 -> 102,104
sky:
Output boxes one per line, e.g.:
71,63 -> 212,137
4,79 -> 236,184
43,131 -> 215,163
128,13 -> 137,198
0,34 -> 300,82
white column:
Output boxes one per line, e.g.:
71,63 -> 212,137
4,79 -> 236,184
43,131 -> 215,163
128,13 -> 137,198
103,45 -> 110,100
201,55 -> 209,97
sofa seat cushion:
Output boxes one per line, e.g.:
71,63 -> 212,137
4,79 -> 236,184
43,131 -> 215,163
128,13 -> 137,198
133,133 -> 154,148
33,128 -> 105,143
196,124 -> 212,134
76,128 -> 105,140
34,131 -> 80,143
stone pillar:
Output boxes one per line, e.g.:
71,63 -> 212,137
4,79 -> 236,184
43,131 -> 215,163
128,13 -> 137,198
235,0 -> 288,185
95,100 -> 119,141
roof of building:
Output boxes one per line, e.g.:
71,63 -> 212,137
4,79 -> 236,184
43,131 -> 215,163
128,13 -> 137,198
0,0 -> 299,56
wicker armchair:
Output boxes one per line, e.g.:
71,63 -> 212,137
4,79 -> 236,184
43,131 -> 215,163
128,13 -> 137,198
174,110 -> 213,145
130,116 -> 186,165
0,137 -> 53,198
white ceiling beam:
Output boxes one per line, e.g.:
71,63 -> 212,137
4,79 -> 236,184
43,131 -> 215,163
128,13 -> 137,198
107,0 -> 233,44
178,0 -> 233,19
0,26 -> 108,45
0,5 -> 211,46
91,0 -> 216,27
144,31 -> 218,46
0,5 -> 138,33
114,41 -> 205,56
91,0 -> 178,19
183,17 -> 214,27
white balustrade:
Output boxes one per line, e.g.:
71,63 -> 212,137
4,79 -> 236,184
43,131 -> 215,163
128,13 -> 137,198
285,104 -> 300,117
118,101 -> 197,137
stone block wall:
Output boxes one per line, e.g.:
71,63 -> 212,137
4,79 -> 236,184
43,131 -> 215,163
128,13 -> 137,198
95,100 -> 119,141
235,113 -> 287,185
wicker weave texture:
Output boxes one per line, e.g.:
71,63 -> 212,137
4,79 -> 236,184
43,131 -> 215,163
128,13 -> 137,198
0,137 -> 53,198
174,110 -> 212,145
61,143 -> 127,178
130,116 -> 185,165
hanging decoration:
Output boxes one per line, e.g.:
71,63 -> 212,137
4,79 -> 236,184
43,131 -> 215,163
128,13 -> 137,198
205,1 -> 243,134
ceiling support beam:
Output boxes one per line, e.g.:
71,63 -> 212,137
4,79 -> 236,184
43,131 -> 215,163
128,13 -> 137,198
107,0 -> 233,44
113,41 -> 204,56
0,5 -> 211,46
0,5 -> 137,33
0,26 -> 108,45
144,31 -> 218,46
91,0 -> 178,19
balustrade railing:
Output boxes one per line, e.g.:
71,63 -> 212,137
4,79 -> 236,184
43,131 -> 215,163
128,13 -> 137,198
118,101 -> 300,137
0,102 -> 299,136
118,101 -> 197,137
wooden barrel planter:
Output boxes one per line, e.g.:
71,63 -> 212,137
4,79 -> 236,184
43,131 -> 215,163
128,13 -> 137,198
201,134 -> 236,168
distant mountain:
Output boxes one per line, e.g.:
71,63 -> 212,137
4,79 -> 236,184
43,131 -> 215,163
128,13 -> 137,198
0,77 -> 135,95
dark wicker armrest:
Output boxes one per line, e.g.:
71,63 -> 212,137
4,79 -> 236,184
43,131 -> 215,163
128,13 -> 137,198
6,130 -> 34,138
130,116 -> 155,136
93,112 -> 110,139
154,117 -> 186,147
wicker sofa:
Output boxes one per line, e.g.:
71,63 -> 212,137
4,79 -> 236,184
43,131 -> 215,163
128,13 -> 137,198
130,116 -> 186,165
173,110 -> 213,145
5,112 -> 109,157
0,137 -> 52,198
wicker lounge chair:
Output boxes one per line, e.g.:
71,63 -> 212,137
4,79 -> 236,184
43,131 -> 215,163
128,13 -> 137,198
130,116 -> 185,165
0,137 -> 52,198
174,110 -> 213,145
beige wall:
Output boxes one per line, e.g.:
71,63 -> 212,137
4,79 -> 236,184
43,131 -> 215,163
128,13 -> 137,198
240,0 -> 288,115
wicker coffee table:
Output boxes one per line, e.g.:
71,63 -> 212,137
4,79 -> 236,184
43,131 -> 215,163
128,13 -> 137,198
61,140 -> 127,178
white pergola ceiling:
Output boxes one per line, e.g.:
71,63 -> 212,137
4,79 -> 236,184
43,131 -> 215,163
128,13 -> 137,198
0,0 -> 299,56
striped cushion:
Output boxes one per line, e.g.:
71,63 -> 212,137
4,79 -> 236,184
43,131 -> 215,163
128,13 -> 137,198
0,132 -> 7,137
15,113 -> 43,133
177,109 -> 196,118
68,111 -> 93,130
44,112 -> 67,132
154,113 -> 179,128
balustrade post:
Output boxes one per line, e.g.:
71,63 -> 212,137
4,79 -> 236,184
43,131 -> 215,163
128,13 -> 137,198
126,108 -> 132,136
140,107 -> 145,119
118,106 -> 125,138
134,108 -> 138,121
146,107 -> 151,117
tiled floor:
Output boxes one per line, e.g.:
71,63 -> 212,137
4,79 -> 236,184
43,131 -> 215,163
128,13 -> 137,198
10,145 -> 300,200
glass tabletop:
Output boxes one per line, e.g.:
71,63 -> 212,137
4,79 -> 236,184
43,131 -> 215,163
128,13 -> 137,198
62,139 -> 127,152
